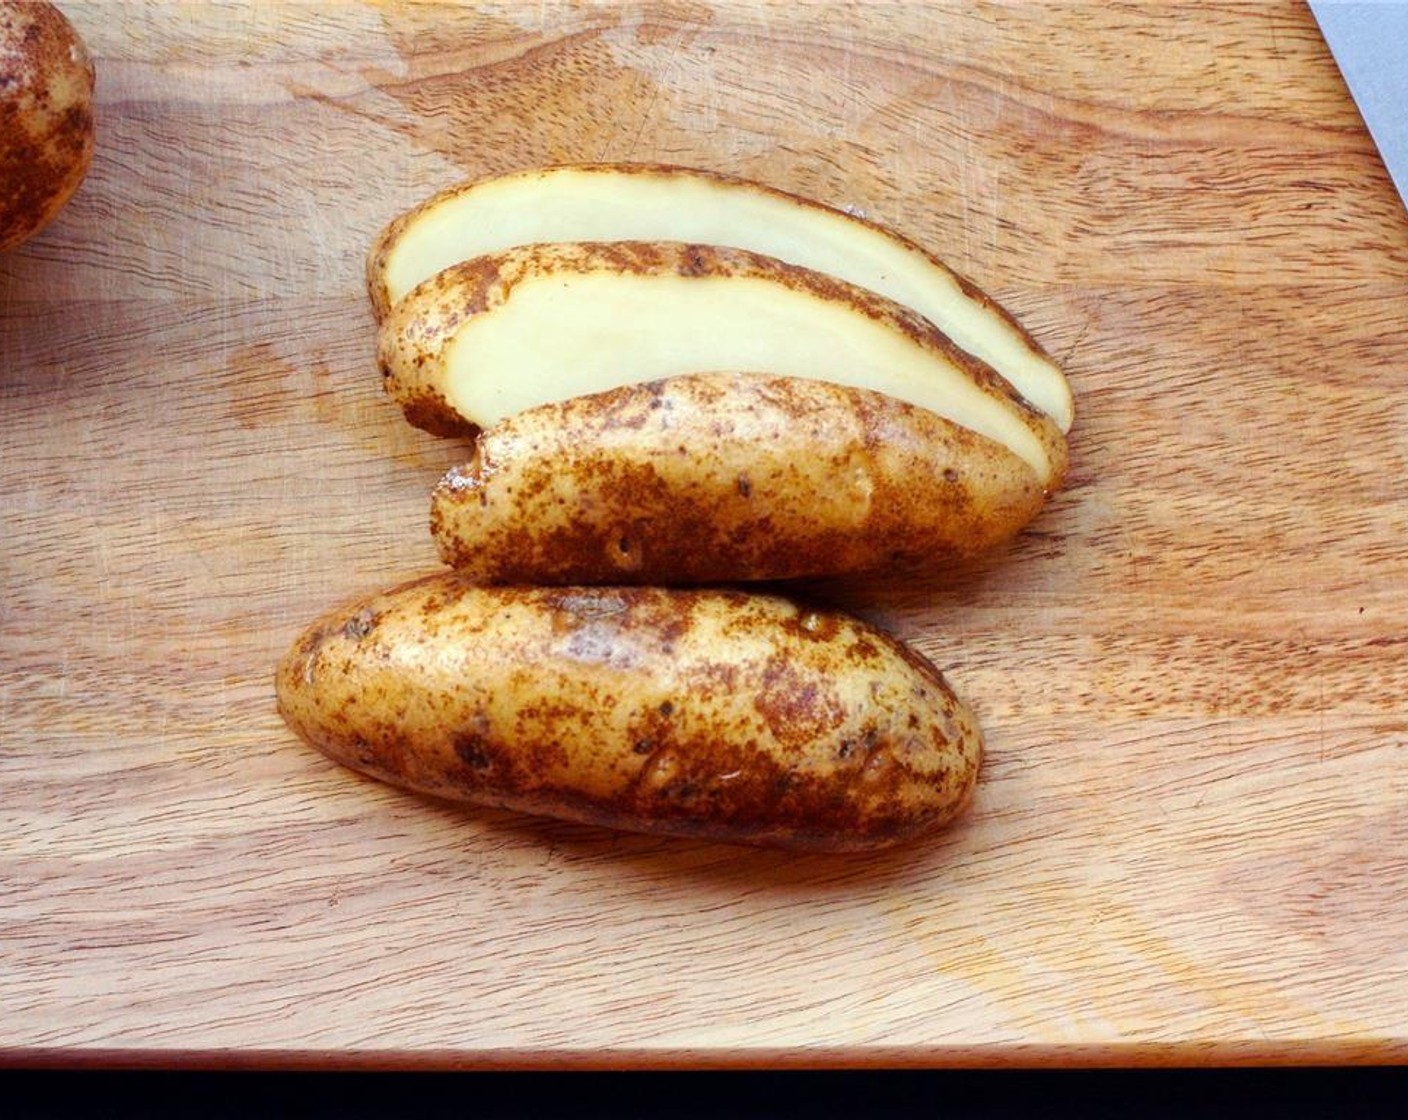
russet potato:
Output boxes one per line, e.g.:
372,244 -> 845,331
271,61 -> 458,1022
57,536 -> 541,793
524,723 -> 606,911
0,2 -> 94,251
366,163 -> 1073,431
433,373 -> 1049,585
275,574 -> 983,851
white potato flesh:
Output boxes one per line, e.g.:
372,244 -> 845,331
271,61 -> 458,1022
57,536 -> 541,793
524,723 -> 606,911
442,268 -> 1054,484
374,166 -> 1074,431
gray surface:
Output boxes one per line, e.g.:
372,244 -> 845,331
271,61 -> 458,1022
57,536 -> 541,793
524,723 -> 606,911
1310,1 -> 1408,211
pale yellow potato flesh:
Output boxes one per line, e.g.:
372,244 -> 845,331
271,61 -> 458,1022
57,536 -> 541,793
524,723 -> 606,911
378,242 -> 1068,488
368,164 -> 1073,431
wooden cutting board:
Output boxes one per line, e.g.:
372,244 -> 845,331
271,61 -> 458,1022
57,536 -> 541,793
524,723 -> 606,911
3,0 -> 1406,1066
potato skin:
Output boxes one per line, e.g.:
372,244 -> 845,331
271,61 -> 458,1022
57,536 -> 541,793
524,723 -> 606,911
433,373 -> 1048,585
275,574 -> 983,851
0,3 -> 95,251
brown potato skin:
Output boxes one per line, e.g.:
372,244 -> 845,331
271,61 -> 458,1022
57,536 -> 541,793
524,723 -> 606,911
0,3 -> 94,252
275,574 -> 983,852
432,373 -> 1048,585
375,240 -> 1069,488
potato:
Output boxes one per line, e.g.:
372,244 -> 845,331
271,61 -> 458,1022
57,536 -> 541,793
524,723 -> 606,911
366,163 -> 1073,431
275,574 -> 983,851
433,373 -> 1048,585
0,2 -> 94,252
378,241 -> 1068,488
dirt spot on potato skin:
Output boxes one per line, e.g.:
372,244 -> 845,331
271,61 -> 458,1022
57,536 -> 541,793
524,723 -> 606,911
342,608 -> 379,640
752,656 -> 847,749
452,731 -> 493,771
393,385 -> 475,438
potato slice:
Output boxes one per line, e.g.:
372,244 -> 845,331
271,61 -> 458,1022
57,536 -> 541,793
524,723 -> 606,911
367,164 -> 1073,431
433,373 -> 1049,584
379,241 -> 1067,487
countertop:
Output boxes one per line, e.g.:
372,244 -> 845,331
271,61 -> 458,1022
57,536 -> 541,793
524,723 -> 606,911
3,0 -> 1406,1066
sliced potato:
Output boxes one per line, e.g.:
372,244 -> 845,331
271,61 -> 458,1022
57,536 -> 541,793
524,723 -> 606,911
275,573 -> 983,851
367,163 -> 1073,431
433,373 -> 1048,584
378,241 -> 1068,487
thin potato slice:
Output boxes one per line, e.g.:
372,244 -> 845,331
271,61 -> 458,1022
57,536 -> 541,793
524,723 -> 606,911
378,241 -> 1068,487
433,373 -> 1048,584
367,164 -> 1073,431
275,573 -> 983,851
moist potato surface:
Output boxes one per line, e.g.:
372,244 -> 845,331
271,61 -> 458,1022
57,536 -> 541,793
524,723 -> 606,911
433,373 -> 1048,584
275,574 -> 983,851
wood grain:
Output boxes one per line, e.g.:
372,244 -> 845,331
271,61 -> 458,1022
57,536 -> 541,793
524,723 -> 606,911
2,0 -> 1407,1065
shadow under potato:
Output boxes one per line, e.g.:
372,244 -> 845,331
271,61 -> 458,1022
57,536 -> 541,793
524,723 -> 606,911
361,773 -> 982,894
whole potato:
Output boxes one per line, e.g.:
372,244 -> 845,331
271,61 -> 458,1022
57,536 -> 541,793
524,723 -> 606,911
0,1 -> 95,251
276,574 -> 983,851
433,373 -> 1049,585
